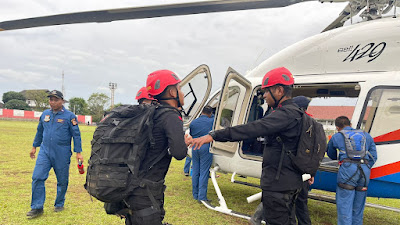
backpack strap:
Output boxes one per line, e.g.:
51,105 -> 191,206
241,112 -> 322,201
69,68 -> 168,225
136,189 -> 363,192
275,136 -> 286,180
274,105 -> 303,180
338,130 -> 349,154
363,131 -> 376,167
141,148 -> 169,176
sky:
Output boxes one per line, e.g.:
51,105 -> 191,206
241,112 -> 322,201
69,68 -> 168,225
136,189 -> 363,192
0,0 -> 349,106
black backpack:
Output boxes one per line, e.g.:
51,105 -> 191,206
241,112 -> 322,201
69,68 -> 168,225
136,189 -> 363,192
276,106 -> 327,179
84,104 -> 171,203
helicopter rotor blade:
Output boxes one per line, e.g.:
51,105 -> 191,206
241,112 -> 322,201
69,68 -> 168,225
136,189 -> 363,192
321,1 -> 366,32
0,0 -> 315,32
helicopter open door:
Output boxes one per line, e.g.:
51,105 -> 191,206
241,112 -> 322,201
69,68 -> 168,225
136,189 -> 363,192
180,64 -> 212,128
211,67 -> 252,156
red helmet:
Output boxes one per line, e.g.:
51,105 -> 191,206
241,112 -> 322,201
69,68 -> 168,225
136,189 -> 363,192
135,87 -> 155,101
261,67 -> 294,89
146,70 -> 181,96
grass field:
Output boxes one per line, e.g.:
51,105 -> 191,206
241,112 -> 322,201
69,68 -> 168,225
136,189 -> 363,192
0,119 -> 399,225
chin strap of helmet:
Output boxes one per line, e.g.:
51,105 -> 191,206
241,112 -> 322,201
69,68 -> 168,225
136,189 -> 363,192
157,87 -> 184,112
268,86 -> 285,108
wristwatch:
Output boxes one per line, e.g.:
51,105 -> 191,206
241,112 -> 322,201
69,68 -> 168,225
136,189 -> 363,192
208,130 -> 216,139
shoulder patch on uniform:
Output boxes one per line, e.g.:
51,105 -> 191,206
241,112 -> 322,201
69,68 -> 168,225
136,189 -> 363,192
71,118 -> 78,126
44,115 -> 50,122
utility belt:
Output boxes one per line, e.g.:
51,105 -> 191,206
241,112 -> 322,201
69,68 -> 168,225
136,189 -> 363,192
337,183 -> 368,192
339,158 -> 369,165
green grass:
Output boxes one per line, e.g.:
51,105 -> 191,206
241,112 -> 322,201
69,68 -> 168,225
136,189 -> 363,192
0,120 -> 399,224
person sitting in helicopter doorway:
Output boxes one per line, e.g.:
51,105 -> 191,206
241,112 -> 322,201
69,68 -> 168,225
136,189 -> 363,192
135,86 -> 155,104
191,67 -> 303,225
327,116 -> 377,225
292,96 -> 314,225
190,105 -> 214,202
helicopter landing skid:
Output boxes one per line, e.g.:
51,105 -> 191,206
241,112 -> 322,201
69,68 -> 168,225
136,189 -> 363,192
201,166 -> 251,220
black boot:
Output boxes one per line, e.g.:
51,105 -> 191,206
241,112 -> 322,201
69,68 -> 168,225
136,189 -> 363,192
249,203 -> 263,225
26,209 -> 43,219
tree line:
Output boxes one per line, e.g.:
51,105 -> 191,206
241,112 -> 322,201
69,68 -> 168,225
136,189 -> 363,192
1,90 -> 117,122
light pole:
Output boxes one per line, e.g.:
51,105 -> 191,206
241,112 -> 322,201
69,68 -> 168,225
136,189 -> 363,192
109,82 -> 117,109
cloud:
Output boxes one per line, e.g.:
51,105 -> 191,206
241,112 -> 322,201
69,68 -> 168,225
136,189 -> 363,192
0,0 -> 348,104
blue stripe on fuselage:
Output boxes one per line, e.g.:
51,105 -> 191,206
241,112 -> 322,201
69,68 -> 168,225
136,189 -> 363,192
311,170 -> 400,199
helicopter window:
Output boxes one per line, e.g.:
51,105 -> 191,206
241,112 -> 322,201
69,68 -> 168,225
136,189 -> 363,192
359,87 -> 400,144
241,88 -> 266,158
205,91 -> 220,115
293,83 -> 360,138
181,71 -> 210,123
219,86 -> 240,128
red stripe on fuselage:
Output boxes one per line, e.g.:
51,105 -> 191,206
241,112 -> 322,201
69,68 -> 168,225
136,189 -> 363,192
373,129 -> 400,143
370,161 -> 400,179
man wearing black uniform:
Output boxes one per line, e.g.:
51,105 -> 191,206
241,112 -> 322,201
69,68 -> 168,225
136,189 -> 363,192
124,70 -> 191,225
192,67 -> 303,225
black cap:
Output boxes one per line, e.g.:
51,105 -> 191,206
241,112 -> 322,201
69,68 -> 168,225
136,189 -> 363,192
47,90 -> 64,99
202,106 -> 214,115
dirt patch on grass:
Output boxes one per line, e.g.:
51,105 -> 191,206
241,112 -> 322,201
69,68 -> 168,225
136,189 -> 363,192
3,170 -> 31,176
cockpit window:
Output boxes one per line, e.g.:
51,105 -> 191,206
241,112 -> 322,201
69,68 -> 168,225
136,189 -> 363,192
360,86 -> 400,144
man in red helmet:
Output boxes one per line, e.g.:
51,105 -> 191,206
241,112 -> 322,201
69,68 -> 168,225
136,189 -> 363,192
192,67 -> 303,225
135,86 -> 154,104
124,70 -> 190,225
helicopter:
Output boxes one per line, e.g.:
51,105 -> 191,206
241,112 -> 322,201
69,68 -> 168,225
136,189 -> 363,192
1,0 -> 400,221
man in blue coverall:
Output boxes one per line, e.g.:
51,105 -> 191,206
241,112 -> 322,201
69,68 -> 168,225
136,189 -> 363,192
190,106 -> 214,202
27,90 -> 83,219
327,116 -> 377,225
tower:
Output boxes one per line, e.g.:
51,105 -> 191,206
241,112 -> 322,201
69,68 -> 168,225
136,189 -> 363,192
62,71 -> 65,98
109,82 -> 117,109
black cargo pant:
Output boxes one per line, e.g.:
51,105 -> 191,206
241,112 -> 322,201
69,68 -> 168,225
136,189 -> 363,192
295,181 -> 311,225
262,189 -> 300,225
125,180 -> 166,225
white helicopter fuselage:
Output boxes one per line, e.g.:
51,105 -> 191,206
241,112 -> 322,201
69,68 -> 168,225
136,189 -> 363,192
209,16 -> 400,197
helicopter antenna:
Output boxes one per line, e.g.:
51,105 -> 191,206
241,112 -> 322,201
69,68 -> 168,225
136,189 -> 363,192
350,2 -> 353,24
250,47 -> 268,73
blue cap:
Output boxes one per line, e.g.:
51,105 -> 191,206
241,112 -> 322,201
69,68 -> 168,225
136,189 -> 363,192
293,96 -> 310,110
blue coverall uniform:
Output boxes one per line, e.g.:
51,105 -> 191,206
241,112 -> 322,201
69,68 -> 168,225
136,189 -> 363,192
31,106 -> 82,209
183,156 -> 191,175
327,126 -> 377,225
190,114 -> 214,201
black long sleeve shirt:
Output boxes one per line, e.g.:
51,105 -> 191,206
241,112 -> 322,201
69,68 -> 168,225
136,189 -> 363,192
213,99 -> 303,191
142,105 -> 187,182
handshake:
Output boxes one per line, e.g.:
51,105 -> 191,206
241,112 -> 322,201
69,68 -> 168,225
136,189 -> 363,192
184,134 -> 214,150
